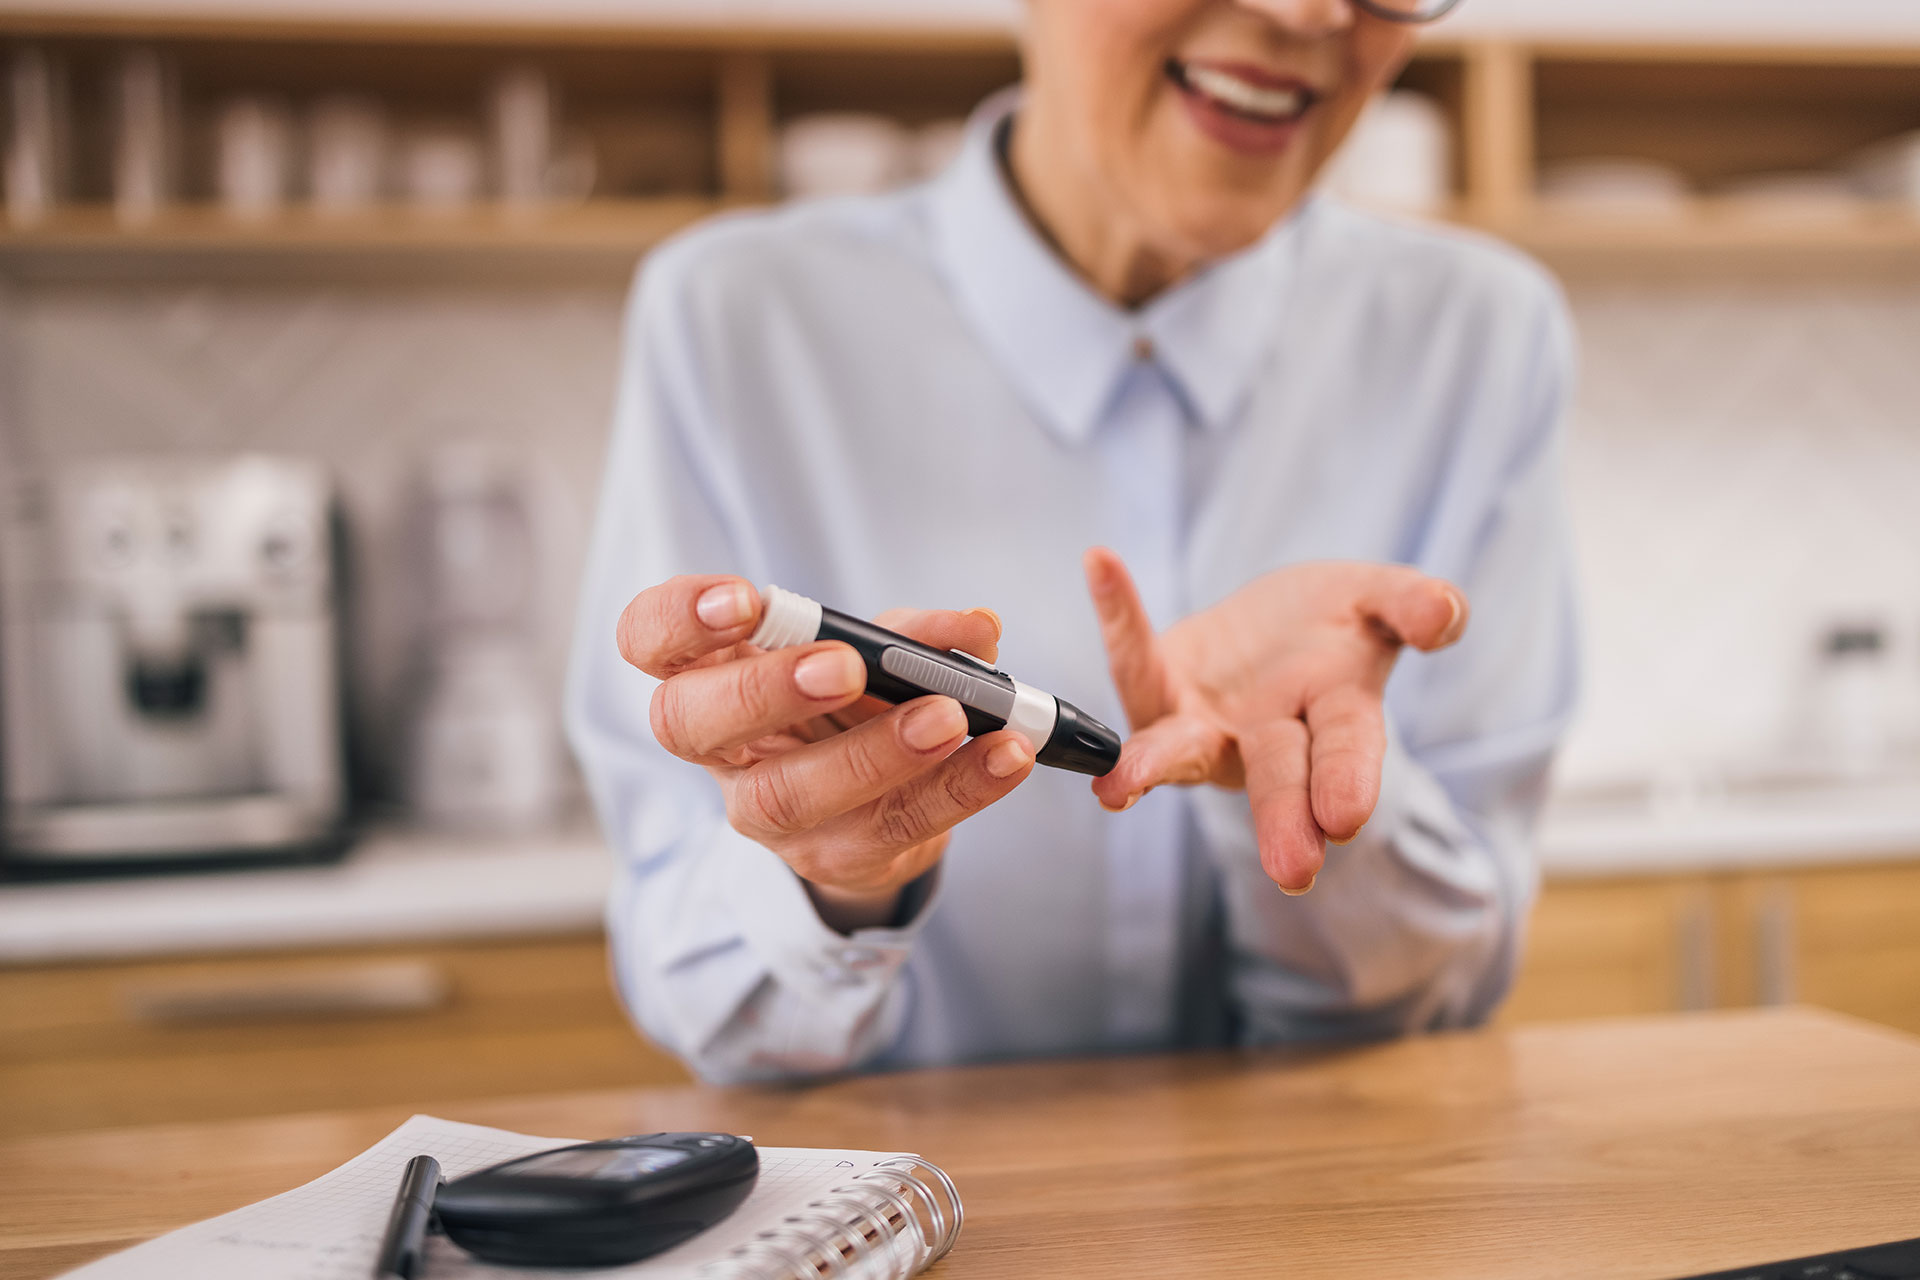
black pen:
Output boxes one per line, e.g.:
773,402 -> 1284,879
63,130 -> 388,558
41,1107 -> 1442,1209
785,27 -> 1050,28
374,1154 -> 441,1280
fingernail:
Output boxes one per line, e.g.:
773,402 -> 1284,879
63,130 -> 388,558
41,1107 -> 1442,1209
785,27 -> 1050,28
966,607 -> 1003,640
1443,590 -> 1465,642
1329,834 -> 1353,847
1280,874 -> 1318,897
794,648 -> 863,699
985,737 -> 1032,778
697,582 -> 752,630
903,698 -> 967,751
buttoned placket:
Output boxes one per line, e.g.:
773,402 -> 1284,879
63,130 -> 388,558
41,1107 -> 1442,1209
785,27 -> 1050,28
1092,337 -> 1191,1048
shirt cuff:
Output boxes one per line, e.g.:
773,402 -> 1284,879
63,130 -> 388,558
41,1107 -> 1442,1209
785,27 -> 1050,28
716,826 -> 941,1009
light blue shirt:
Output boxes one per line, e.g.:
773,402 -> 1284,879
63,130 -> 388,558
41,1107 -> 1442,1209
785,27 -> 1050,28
566,95 -> 1580,1084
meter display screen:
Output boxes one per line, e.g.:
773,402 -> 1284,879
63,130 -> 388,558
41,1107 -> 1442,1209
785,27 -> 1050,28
510,1145 -> 693,1181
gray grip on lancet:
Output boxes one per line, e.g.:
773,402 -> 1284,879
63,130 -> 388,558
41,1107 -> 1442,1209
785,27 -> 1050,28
880,647 -> 1017,720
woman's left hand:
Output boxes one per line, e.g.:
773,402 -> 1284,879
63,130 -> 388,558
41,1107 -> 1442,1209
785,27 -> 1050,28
1084,548 -> 1469,895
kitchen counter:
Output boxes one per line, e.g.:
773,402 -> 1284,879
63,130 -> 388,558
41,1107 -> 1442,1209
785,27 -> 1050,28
7,778 -> 1920,966
0,826 -> 613,966
1538,776 -> 1920,877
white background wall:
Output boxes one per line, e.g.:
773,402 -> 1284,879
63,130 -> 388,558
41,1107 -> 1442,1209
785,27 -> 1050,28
1560,280 -> 1920,788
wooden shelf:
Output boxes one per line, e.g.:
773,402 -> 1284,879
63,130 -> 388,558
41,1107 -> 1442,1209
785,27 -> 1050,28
0,199 -> 732,282
5,198 -> 1918,282
0,11 -> 1024,52
0,20 -> 1914,279
1524,39 -> 1920,69
1517,206 -> 1920,248
1497,203 -> 1920,275
0,199 -> 726,254
11,198 -> 1918,250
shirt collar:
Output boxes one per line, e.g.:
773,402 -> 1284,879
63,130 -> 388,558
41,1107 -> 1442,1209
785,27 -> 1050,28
924,89 -> 1310,444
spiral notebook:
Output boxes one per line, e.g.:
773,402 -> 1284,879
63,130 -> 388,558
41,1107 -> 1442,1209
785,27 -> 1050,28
61,1114 -> 962,1280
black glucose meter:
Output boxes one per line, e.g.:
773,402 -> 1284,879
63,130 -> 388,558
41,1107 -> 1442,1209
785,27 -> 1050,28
384,1133 -> 759,1273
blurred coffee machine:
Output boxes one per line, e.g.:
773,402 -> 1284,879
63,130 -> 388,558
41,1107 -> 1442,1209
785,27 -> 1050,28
0,456 -> 348,872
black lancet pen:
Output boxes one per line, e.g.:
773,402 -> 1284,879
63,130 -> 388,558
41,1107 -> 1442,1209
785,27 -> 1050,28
374,1154 -> 441,1280
749,585 -> 1122,777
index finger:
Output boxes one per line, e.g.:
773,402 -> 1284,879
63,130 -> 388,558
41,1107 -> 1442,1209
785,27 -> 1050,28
874,606 -> 1003,665
617,574 -> 761,678
1084,547 -> 1175,731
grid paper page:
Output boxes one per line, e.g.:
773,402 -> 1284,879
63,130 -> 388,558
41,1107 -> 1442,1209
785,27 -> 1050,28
62,1115 -> 917,1280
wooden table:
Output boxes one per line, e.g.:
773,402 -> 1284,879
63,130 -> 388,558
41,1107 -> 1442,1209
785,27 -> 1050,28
4,1007 -> 1918,1279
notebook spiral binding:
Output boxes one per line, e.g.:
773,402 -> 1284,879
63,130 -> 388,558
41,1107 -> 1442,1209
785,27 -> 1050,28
701,1156 -> 964,1280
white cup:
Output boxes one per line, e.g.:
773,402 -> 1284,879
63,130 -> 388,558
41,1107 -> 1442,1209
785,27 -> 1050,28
1537,158 -> 1692,218
113,48 -> 176,226
488,67 -> 595,210
490,66 -> 552,207
778,113 -> 912,199
1722,171 -> 1863,223
216,96 -> 294,220
1322,90 -> 1451,217
400,124 -> 484,214
5,47 -> 63,225
908,119 -> 968,182
1851,131 -> 1920,208
308,95 -> 387,215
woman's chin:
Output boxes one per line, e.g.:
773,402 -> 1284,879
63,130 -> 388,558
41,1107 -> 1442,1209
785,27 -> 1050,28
1150,192 -> 1306,264
1129,115 -> 1324,254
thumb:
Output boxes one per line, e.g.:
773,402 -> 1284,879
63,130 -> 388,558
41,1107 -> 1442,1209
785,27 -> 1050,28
1084,546 -> 1172,730
1358,569 -> 1468,653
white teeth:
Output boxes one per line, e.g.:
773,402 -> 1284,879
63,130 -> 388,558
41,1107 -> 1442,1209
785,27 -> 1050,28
1181,65 -> 1306,121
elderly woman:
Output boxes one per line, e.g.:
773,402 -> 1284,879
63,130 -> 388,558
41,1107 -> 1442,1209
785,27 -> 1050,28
566,0 -> 1577,1082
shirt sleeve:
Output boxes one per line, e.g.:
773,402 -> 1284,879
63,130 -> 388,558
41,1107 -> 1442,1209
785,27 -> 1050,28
1199,270 -> 1582,1043
563,250 -> 936,1084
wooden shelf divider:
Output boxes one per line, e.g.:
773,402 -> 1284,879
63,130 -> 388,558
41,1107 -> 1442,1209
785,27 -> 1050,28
1463,40 -> 1536,225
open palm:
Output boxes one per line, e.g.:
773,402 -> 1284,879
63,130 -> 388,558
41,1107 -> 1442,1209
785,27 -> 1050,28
1084,548 -> 1468,893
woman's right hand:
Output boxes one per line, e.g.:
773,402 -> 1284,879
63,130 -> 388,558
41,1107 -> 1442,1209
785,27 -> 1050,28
617,575 -> 1038,932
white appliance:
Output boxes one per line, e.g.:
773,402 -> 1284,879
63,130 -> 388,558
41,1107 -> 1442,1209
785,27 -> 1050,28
0,456 -> 349,871
403,444 -> 562,833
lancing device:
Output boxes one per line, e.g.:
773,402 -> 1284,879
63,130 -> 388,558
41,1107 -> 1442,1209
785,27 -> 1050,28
749,584 -> 1122,777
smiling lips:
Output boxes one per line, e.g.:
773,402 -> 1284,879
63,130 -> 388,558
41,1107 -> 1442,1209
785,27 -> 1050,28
1166,58 -> 1321,156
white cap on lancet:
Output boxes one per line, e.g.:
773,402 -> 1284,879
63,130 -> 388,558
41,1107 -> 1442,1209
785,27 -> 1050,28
748,584 -> 823,651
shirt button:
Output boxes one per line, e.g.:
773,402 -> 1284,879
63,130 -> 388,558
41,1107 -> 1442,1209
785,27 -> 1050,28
839,946 -> 877,967
1131,335 -> 1154,362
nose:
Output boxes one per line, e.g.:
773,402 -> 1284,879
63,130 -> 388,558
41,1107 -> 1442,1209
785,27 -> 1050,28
1235,0 -> 1355,37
